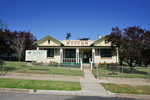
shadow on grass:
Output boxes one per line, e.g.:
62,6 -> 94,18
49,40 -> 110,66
30,69 -> 49,71
121,68 -> 148,75
0,67 -> 19,71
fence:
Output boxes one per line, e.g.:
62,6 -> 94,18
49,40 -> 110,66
0,61 -> 84,76
94,65 -> 150,81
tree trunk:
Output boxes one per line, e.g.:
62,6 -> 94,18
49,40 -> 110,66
120,59 -> 123,65
145,64 -> 148,68
129,61 -> 134,73
18,56 -> 21,68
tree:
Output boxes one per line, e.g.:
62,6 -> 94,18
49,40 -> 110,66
122,26 -> 144,68
66,33 -> 71,40
106,27 -> 124,65
10,34 -> 26,67
19,31 -> 37,60
107,26 -> 148,72
141,30 -> 150,67
0,19 -> 7,31
0,29 -> 37,61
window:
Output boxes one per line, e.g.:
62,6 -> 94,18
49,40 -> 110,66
45,49 -> 54,57
55,49 -> 57,54
65,49 -> 76,58
98,49 -> 100,54
48,40 -> 50,44
101,49 -> 111,57
105,39 -> 109,43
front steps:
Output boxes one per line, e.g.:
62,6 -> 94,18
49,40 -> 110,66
82,64 -> 90,69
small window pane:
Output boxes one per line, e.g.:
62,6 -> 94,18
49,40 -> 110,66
48,40 -> 50,44
101,49 -> 111,57
65,49 -> 76,58
45,48 -> 54,57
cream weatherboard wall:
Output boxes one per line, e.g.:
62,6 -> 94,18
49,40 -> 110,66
94,49 -> 118,65
92,37 -> 118,65
37,37 -> 61,46
35,35 -> 118,64
46,48 -> 60,63
93,37 -> 111,46
36,36 -> 62,63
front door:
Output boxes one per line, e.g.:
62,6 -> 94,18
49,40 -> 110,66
83,52 -> 89,63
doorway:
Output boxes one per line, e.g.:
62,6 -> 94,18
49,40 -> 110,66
83,52 -> 89,63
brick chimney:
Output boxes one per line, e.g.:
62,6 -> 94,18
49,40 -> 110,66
98,35 -> 101,39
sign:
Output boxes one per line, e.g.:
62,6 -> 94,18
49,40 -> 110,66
25,50 -> 47,61
66,41 -> 89,46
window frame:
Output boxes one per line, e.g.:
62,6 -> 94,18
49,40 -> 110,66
65,49 -> 76,58
101,49 -> 112,57
48,40 -> 50,44
45,48 -> 54,57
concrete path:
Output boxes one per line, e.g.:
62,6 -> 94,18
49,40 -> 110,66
80,69 -> 108,96
0,72 -> 82,82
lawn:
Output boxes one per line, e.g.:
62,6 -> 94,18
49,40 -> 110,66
101,83 -> 150,95
0,61 -> 84,76
92,66 -> 150,78
0,78 -> 81,91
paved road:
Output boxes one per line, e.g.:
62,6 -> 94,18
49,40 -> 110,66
0,92 -> 149,100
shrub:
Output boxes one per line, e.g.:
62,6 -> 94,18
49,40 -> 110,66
98,62 -> 109,68
49,61 -> 59,67
32,61 -> 36,64
32,61 -> 44,66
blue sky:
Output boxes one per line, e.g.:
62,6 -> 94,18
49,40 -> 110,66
1,0 -> 150,40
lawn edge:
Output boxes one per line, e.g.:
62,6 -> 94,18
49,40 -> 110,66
107,90 -> 150,98
0,88 -> 82,95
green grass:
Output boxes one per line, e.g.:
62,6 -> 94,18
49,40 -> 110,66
0,61 -> 84,76
0,78 -> 81,91
101,83 -> 150,95
92,67 -> 150,78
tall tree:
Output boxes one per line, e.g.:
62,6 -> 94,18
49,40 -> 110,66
107,26 -> 148,71
141,30 -> 150,67
106,27 -> 124,65
10,34 -> 26,66
0,19 -> 7,31
0,29 -> 37,61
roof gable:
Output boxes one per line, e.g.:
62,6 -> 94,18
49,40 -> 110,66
33,35 -> 64,46
90,35 -> 111,46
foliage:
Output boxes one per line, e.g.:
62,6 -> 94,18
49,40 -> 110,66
99,62 -> 108,66
0,19 -> 7,31
66,33 -> 71,40
32,61 -> 36,64
49,61 -> 59,67
0,29 -> 37,60
32,61 -> 43,66
107,26 -> 150,69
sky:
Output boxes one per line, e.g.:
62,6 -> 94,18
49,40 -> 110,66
0,0 -> 150,41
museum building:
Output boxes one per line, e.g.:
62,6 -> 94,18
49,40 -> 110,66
33,35 -> 118,65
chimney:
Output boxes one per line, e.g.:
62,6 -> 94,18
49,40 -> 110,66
98,35 -> 101,39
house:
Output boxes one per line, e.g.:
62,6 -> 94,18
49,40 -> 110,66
33,35 -> 118,65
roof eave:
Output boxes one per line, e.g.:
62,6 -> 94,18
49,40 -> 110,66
90,35 -> 106,46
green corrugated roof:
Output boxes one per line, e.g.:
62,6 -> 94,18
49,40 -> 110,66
33,35 -> 64,46
90,35 -> 106,46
